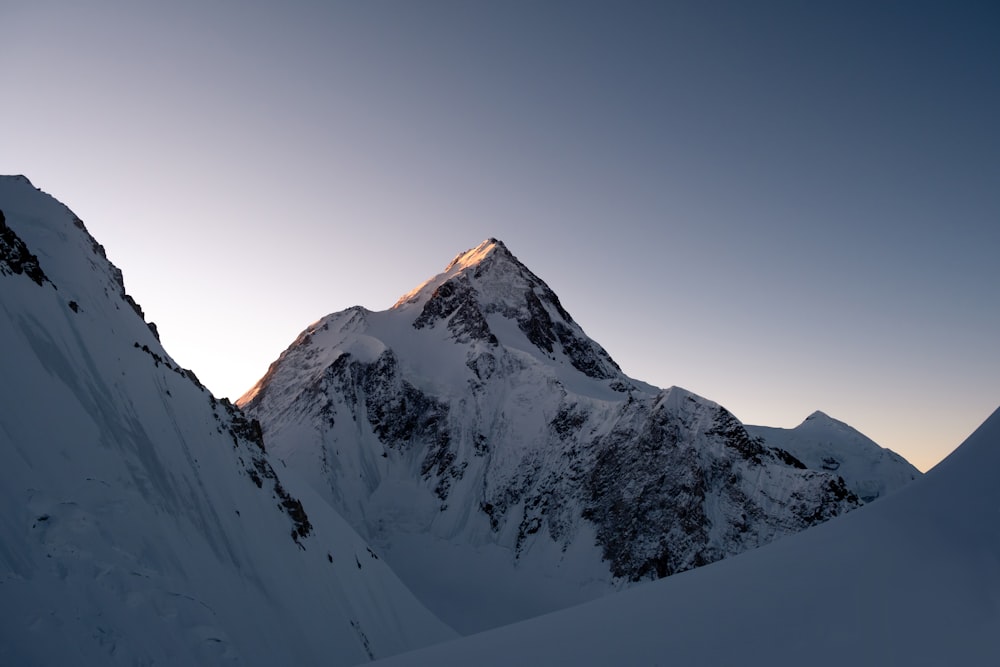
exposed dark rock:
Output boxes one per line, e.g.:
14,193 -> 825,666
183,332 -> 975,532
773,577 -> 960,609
414,275 -> 498,345
773,447 -> 808,469
707,407 -> 768,464
0,209 -> 52,287
550,405 -> 588,440
466,351 -> 498,382
244,444 -> 311,545
133,341 -> 205,392
553,321 -> 622,380
230,414 -> 266,452
321,350 -> 463,500
518,289 -> 557,354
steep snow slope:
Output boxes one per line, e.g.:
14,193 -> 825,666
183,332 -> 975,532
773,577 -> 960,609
372,407 -> 1000,666
241,238 -> 863,633
0,176 -> 454,666
748,411 -> 921,501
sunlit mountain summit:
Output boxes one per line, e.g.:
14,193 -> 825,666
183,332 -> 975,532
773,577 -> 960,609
240,237 -> 905,633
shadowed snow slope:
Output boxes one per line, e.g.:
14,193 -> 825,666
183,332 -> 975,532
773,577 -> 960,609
239,238 -> 889,633
371,406 -> 1000,666
0,176 -> 454,666
748,411 -> 921,502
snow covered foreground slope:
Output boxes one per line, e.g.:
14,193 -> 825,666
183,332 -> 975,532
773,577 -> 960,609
239,239 -> 900,633
0,176 -> 454,665
373,407 -> 1000,667
748,411 -> 921,502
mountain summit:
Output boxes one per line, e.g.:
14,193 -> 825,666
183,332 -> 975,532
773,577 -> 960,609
393,237 -> 516,308
240,238 -> 874,633
391,238 -> 623,382
393,237 -> 541,311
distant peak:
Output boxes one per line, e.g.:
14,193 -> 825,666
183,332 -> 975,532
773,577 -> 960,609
799,411 -> 856,433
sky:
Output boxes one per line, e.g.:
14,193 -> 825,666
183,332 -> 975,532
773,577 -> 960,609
2,1 -> 997,471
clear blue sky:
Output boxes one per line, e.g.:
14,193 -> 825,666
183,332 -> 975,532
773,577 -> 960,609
3,1 -> 998,471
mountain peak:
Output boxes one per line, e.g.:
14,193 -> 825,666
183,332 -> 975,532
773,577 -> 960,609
443,237 -> 512,273
392,238 -> 533,313
799,411 -> 854,435
390,237 -> 624,381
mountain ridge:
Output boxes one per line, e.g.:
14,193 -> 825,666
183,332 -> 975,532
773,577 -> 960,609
369,406 -> 1000,666
0,176 -> 454,665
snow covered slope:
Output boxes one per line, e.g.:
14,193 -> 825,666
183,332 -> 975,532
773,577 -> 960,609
371,407 -> 1000,666
0,176 -> 454,666
241,238 -> 863,633
748,411 -> 921,501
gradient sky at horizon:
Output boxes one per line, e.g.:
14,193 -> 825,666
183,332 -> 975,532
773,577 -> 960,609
3,1 -> 998,471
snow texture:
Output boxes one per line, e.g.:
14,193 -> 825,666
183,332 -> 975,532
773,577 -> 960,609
370,406 -> 1000,666
241,238 -> 884,634
0,176 -> 455,666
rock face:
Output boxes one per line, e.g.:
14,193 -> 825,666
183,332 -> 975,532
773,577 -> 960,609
240,238 -> 866,633
0,176 -> 453,666
0,206 -> 50,286
747,411 -> 921,502
363,411 -> 1000,667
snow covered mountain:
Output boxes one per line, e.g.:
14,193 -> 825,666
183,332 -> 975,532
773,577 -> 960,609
240,238 -> 865,633
747,411 -> 921,502
370,407 -> 1000,667
0,176 -> 454,665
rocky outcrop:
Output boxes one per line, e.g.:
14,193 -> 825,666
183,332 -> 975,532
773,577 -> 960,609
0,209 -> 51,287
